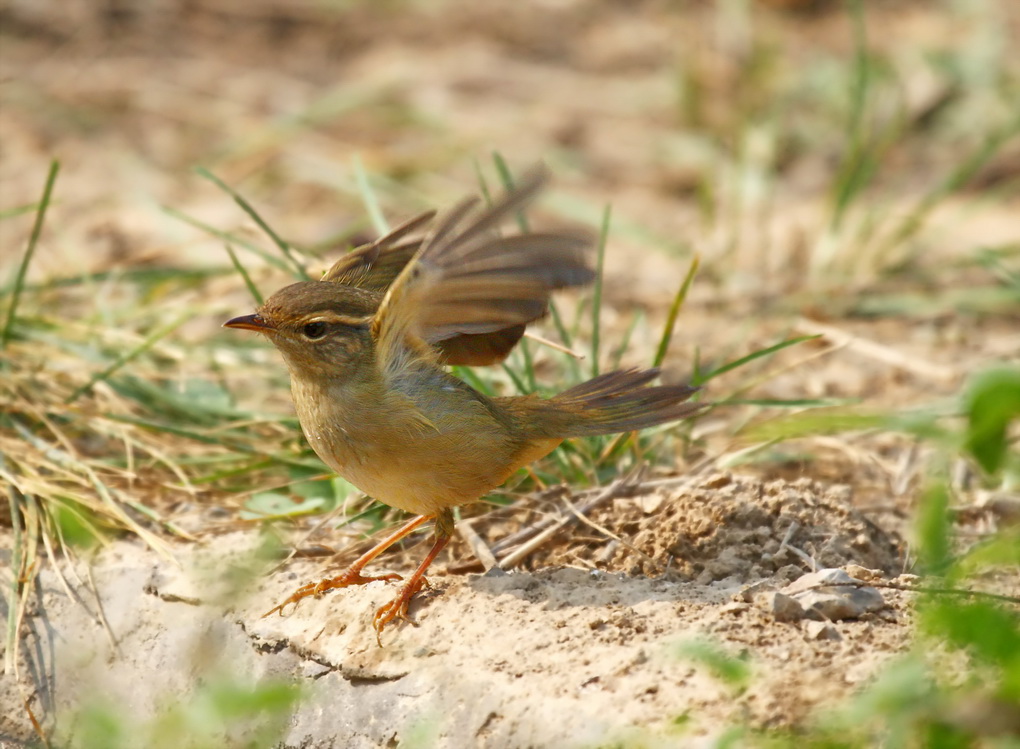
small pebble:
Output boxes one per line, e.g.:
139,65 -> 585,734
804,620 -> 842,641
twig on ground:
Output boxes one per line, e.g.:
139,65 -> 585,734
775,521 -> 799,559
787,544 -> 819,571
561,493 -> 663,572
488,487 -> 588,556
457,518 -> 499,571
496,471 -> 642,570
595,540 -> 620,566
892,442 -> 921,497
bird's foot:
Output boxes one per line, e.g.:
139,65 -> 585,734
262,569 -> 403,618
372,576 -> 431,643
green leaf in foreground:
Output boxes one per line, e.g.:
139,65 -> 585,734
916,481 -> 952,574
672,638 -> 751,690
240,492 -> 329,521
962,366 -> 1020,476
921,598 -> 1020,701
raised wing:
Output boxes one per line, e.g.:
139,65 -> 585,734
320,210 -> 435,291
371,167 -> 595,378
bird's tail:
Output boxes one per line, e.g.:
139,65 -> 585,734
513,368 -> 704,439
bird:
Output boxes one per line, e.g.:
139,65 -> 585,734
224,167 -> 703,637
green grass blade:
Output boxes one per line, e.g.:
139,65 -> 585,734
724,397 -> 857,408
611,309 -> 643,371
0,202 -> 42,220
492,152 -> 529,233
452,365 -> 495,397
352,155 -> 390,236
194,167 -> 311,280
471,156 -> 494,206
519,337 -> 537,392
880,111 -> 1020,256
3,266 -> 228,295
2,160 -> 59,349
830,0 -> 873,230
492,154 -> 581,383
549,299 -> 582,383
747,409 -> 886,441
590,205 -> 610,378
105,414 -> 324,469
65,312 -> 193,404
653,255 -> 700,368
162,206 -> 293,273
225,243 -> 264,306
696,335 -> 820,384
546,299 -> 574,351
501,361 -> 530,395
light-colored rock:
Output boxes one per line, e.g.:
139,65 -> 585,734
781,568 -> 886,621
803,621 -> 842,641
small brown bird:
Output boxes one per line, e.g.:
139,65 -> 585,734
225,168 -> 702,635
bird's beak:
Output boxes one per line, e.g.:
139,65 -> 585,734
223,313 -> 274,333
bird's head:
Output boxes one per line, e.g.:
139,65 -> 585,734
224,281 -> 378,380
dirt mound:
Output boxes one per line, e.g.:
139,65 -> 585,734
535,474 -> 903,583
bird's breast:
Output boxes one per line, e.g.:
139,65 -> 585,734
288,374 -> 529,515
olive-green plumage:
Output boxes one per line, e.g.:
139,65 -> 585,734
225,167 -> 702,635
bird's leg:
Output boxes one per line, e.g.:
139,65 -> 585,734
263,513 -> 431,617
372,509 -> 454,641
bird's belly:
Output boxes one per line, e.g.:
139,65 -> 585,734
298,402 -> 529,517
320,433 -> 519,516
293,375 -> 561,517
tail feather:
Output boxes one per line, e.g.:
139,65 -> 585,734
511,368 -> 704,438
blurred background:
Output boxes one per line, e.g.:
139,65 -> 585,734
4,0 -> 1016,302
2,3 -> 1019,744
2,0 -> 1018,510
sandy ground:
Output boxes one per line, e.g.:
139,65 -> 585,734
2,473 -> 920,747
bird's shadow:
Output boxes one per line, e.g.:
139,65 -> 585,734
459,565 -> 734,611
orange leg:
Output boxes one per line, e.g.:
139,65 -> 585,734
372,531 -> 451,640
262,514 -> 430,618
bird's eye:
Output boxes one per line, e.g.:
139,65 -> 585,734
302,322 -> 327,340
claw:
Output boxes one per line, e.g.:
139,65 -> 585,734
262,570 -> 402,619
372,575 -> 429,644
258,513 -> 449,642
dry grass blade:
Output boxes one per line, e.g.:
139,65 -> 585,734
795,317 -> 958,383
523,330 -> 585,360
